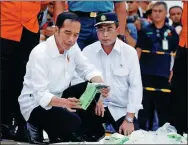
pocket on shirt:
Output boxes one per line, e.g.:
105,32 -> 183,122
113,68 -> 129,88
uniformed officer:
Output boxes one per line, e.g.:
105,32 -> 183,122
136,2 -> 179,130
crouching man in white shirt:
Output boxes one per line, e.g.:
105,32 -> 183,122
18,12 -> 109,143
72,12 -> 143,136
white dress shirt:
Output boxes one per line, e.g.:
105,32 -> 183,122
18,35 -> 101,121
72,38 -> 143,121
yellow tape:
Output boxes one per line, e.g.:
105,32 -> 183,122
145,87 -> 156,91
144,87 -> 171,93
161,89 -> 171,93
142,50 -> 150,53
142,50 -> 176,56
156,51 -> 165,55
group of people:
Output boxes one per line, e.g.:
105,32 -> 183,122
0,1 -> 187,144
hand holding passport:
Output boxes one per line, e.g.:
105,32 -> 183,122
79,83 -> 109,110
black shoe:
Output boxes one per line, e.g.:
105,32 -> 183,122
1,124 -> 16,140
15,123 -> 45,144
25,122 -> 45,144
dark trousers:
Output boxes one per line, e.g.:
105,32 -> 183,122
102,108 -> 139,132
28,106 -> 81,141
77,17 -> 98,50
0,28 -> 39,126
138,75 -> 170,130
168,46 -> 188,134
28,82 -> 104,141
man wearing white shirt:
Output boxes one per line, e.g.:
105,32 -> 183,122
18,12 -> 109,143
72,12 -> 143,136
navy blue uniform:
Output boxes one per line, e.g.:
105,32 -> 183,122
137,23 -> 179,130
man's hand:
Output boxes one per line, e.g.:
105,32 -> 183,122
95,99 -> 104,117
99,88 -> 110,97
63,97 -> 82,112
119,120 -> 134,136
44,26 -> 56,37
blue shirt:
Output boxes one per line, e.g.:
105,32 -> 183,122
68,1 -> 114,12
127,23 -> 137,41
136,23 -> 179,78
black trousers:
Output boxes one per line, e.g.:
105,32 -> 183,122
28,82 -> 104,141
138,75 -> 171,130
0,28 -> 40,126
168,46 -> 188,134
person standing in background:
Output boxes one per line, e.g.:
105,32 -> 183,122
127,1 -> 142,17
53,1 -> 127,50
139,1 -> 151,18
136,2 -> 179,131
0,1 -> 60,143
168,1 -> 187,135
169,6 -> 183,35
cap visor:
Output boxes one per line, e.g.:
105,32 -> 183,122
94,21 -> 115,27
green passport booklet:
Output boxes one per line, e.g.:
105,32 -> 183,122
79,83 -> 97,110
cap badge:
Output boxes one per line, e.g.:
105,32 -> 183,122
101,15 -> 107,21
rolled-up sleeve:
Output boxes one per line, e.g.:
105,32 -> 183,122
74,46 -> 102,81
30,52 -> 54,109
127,50 -> 143,113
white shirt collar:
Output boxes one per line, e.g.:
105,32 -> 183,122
46,35 -> 65,59
96,38 -> 121,54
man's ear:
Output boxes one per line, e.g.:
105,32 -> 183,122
116,26 -> 121,35
55,26 -> 59,32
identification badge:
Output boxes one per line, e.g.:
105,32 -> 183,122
162,39 -> 168,50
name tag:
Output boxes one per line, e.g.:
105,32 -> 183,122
162,39 -> 168,50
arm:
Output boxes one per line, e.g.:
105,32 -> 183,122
30,50 -> 80,110
136,47 -> 142,59
74,46 -> 102,82
169,29 -> 179,83
30,52 -> 54,109
135,30 -> 149,59
125,24 -> 137,47
119,50 -> 143,135
127,50 -> 143,118
114,2 -> 127,35
53,1 -> 65,23
74,46 -> 109,98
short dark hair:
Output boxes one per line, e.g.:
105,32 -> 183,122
55,12 -> 80,29
169,6 -> 183,13
152,1 -> 168,11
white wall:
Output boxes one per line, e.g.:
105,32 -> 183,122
166,1 -> 183,10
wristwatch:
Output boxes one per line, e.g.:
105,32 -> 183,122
125,115 -> 134,123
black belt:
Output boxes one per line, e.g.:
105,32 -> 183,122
70,11 -> 110,18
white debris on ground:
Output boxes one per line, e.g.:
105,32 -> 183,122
99,123 -> 187,144
3,123 -> 186,144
